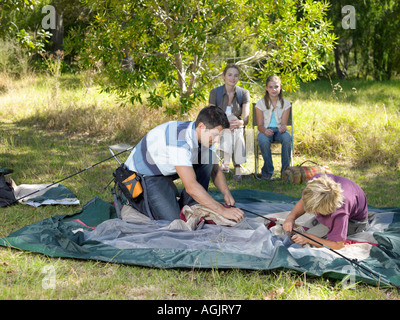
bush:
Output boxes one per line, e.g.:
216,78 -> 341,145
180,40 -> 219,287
0,38 -> 32,76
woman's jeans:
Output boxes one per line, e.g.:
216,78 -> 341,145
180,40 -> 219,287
143,150 -> 215,221
258,128 -> 292,178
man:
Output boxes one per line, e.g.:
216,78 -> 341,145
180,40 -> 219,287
124,106 -> 244,222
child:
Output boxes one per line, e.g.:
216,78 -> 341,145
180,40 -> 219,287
283,174 -> 369,250
255,75 -> 292,180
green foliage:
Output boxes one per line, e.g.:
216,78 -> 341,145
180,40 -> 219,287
15,28 -> 51,55
0,0 -> 38,13
248,0 -> 336,91
0,0 -> 52,57
0,37 -> 32,75
326,0 -> 400,80
73,0 -> 335,114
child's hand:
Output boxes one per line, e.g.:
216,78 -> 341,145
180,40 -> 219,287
291,234 -> 310,245
283,218 -> 295,233
264,128 -> 274,136
279,125 -> 287,133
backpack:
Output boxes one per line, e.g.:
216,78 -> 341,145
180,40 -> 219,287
0,168 -> 17,207
112,164 -> 153,219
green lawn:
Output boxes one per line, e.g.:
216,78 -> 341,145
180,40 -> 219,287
1,74 -> 399,299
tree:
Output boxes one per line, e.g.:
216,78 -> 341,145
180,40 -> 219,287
326,0 -> 400,80
49,0 -> 95,53
0,0 -> 38,34
0,0 -> 51,55
75,0 -> 336,114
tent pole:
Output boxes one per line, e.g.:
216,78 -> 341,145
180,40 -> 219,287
10,145 -> 135,206
235,205 -> 399,289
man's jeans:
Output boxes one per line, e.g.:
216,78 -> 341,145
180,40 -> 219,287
258,128 -> 292,178
143,150 -> 215,221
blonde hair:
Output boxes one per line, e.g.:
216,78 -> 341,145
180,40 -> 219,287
264,75 -> 284,110
302,175 -> 344,215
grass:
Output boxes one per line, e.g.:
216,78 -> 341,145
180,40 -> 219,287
287,80 -> 400,166
1,72 -> 400,300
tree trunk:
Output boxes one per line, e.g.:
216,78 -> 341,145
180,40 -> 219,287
334,47 -> 346,79
51,4 -> 64,52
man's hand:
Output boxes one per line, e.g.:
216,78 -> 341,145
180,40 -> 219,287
223,192 -> 235,207
176,165 -> 243,222
220,206 -> 244,222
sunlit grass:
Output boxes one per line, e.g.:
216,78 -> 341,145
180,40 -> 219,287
1,73 -> 400,299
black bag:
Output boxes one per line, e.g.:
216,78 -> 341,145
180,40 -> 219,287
112,165 -> 153,219
0,168 -> 17,207
113,165 -> 143,200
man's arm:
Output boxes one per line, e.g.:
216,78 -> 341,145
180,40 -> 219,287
210,164 -> 235,206
175,165 -> 244,222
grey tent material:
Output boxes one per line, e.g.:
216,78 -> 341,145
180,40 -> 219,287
12,182 -> 80,207
1,190 -> 400,287
0,167 -> 79,207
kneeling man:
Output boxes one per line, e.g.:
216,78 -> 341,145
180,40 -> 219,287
124,106 -> 244,222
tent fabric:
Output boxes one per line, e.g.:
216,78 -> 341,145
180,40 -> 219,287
11,181 -> 80,207
1,190 -> 400,287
